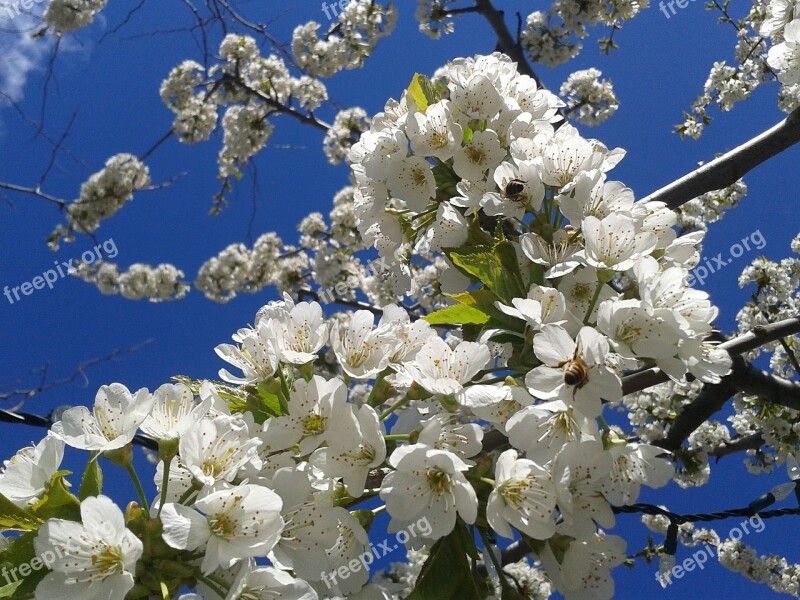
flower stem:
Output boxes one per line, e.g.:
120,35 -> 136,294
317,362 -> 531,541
380,394 -> 410,420
343,489 -> 380,509
478,527 -> 515,593
383,434 -> 410,442
583,279 -> 605,325
177,485 -> 199,505
156,457 -> 171,518
125,462 -> 149,510
196,573 -> 227,598
207,573 -> 232,592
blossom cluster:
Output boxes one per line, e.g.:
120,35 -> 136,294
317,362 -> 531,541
559,68 -> 618,125
159,35 -> 330,183
292,1 -> 397,78
0,289 -> 671,600
675,180 -> 748,232
622,232 -> 799,485
0,52 -> 752,600
74,260 -> 190,302
47,153 -> 151,250
643,513 -> 800,595
520,1 -> 647,68
729,234 -> 800,472
43,0 -> 107,33
323,108 -> 372,165
766,0 -> 800,105
678,0 -> 800,138
415,0 -> 457,39
349,53 -> 730,387
193,232 -> 303,303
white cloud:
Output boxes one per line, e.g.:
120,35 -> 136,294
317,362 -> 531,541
0,7 -> 54,102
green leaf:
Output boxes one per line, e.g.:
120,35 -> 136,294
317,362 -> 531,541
465,215 -> 495,247
407,73 -> 439,113
0,577 -> 23,598
432,161 -> 460,197
257,382 -> 285,417
491,240 -> 528,300
447,240 -> 526,303
231,379 -> 286,424
527,262 -> 545,287
79,456 -> 103,500
0,531 -> 48,597
407,526 -> 487,600
445,289 -> 524,332
423,304 -> 490,326
29,471 -> 80,522
0,495 -> 42,532
461,323 -> 484,343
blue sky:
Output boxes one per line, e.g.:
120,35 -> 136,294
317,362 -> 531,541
1,1 -> 799,598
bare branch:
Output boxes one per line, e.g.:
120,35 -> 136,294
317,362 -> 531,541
751,293 -> 800,376
0,339 -> 154,406
297,288 -> 386,317
0,408 -> 158,450
709,433 -> 764,460
37,111 -> 78,188
473,0 -> 541,85
655,358 -> 740,452
642,107 -> 800,209
0,182 -> 66,207
656,358 -> 800,451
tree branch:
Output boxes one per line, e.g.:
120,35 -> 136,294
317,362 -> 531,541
709,432 -> 764,460
642,107 -> 800,209
0,339 -> 155,407
655,358 -> 741,452
473,0 -> 540,85
656,357 -> 800,452
621,316 -> 800,396
0,182 -> 66,207
0,408 -> 158,450
297,288 -> 386,317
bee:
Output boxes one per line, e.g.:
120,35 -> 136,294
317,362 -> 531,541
563,357 -> 590,388
502,178 -> 526,201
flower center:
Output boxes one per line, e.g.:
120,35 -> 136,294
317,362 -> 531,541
618,323 -> 643,346
303,413 -> 327,435
411,167 -> 428,187
426,468 -> 452,495
209,497 -> 243,538
466,145 -> 485,164
90,544 -> 124,577
499,478 -> 531,508
429,131 -> 450,149
572,282 -> 593,302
